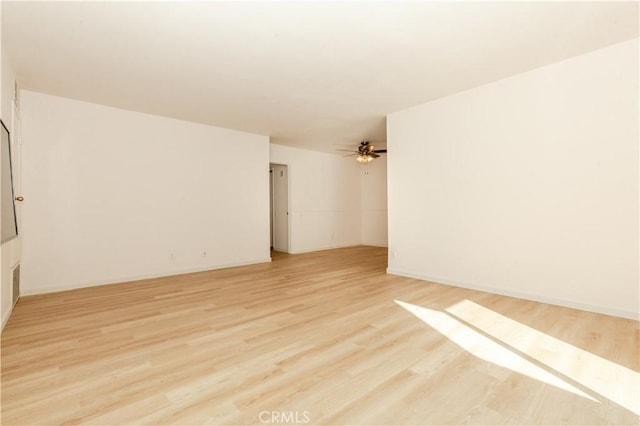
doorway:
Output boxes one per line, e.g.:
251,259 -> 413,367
270,163 -> 289,253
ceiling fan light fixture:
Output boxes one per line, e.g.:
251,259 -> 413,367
356,154 -> 374,163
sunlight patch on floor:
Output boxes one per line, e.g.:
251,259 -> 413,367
394,300 -> 598,402
445,299 -> 640,415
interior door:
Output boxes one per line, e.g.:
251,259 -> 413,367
271,164 -> 289,253
10,100 -> 22,303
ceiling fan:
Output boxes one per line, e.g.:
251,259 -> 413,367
338,141 -> 387,163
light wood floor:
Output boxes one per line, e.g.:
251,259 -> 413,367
1,246 -> 638,425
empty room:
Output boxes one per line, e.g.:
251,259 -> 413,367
0,1 -> 638,425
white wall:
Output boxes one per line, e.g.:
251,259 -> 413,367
361,158 -> 388,247
387,38 -> 639,319
20,91 -> 270,294
270,144 -> 361,253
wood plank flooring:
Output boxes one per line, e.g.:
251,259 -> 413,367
1,246 -> 638,425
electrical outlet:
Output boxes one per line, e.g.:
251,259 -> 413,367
202,251 -> 207,257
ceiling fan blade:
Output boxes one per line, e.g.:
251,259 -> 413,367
370,153 -> 380,158
343,154 -> 358,157
373,149 -> 387,153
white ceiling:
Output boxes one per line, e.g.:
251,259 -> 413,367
3,1 -> 638,152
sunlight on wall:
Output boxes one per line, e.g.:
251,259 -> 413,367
394,300 -> 597,402
445,299 -> 640,415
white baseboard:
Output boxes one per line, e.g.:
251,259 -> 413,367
1,296 -> 19,333
288,243 -> 362,255
21,257 -> 272,297
361,242 -> 389,248
387,267 -> 639,321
